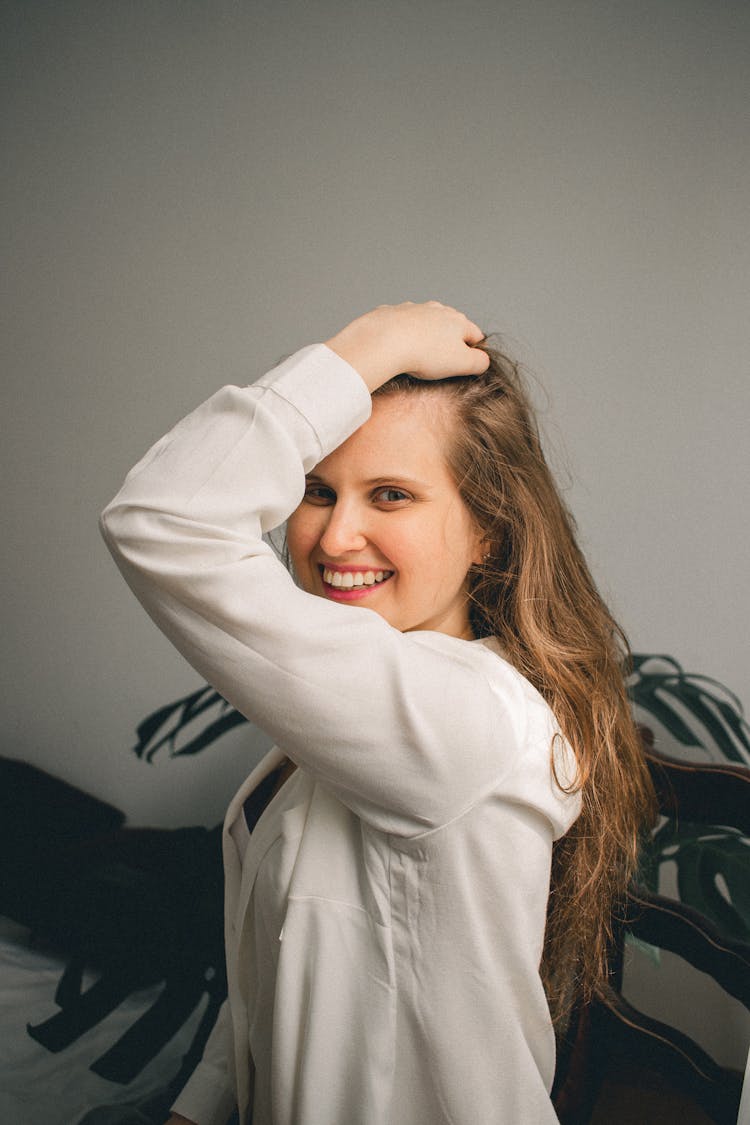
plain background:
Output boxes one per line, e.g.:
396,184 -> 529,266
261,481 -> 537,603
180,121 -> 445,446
2,0 -> 748,1074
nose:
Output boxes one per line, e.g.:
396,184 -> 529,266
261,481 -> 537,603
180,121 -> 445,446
318,500 -> 369,557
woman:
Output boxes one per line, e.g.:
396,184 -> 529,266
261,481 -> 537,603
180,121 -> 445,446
100,302 -> 655,1124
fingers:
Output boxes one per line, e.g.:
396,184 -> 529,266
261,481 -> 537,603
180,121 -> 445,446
466,343 -> 491,374
462,317 -> 485,347
434,306 -> 490,374
405,302 -> 489,379
425,302 -> 484,346
462,319 -> 490,373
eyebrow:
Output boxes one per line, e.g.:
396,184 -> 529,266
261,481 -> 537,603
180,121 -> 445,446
305,473 -> 433,490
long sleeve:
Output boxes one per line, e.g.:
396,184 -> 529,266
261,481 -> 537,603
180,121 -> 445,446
100,344 -> 571,839
169,1000 -> 238,1125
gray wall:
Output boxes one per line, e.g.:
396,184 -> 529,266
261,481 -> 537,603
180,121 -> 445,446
3,0 -> 748,1065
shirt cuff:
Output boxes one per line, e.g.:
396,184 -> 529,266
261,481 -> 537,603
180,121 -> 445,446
253,342 -> 373,457
170,1060 -> 237,1125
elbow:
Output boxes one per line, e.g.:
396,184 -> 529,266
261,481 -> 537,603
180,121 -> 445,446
99,500 -> 124,556
99,502 -> 117,550
99,500 -> 190,583
98,499 -> 144,566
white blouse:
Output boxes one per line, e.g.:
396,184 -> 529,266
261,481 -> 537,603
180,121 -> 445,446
100,344 -> 581,1125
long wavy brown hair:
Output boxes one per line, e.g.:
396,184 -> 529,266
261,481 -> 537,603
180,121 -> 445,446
374,342 -> 657,1026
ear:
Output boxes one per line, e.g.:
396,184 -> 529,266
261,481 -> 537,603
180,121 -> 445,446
470,534 -> 492,569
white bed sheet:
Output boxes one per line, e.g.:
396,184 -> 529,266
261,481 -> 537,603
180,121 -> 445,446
0,917 -> 207,1125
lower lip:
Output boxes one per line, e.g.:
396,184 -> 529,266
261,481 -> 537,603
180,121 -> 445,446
321,575 -> 393,602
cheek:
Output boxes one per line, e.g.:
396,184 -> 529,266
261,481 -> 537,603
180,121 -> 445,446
442,509 -> 484,577
286,507 -> 321,573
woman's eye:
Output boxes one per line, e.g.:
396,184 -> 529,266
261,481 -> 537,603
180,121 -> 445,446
374,487 -> 411,504
303,484 -> 335,504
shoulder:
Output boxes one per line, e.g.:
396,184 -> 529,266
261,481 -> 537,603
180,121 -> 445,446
405,631 -> 581,836
408,630 -> 550,718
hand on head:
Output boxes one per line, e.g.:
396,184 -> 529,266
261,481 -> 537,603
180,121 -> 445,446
325,301 -> 490,393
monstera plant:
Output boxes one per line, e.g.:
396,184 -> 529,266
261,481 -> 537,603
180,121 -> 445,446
626,654 -> 750,943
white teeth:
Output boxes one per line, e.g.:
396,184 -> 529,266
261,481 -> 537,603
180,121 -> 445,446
322,567 -> 392,588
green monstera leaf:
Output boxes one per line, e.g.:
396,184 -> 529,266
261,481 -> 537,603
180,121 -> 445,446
673,831 -> 750,944
628,654 -> 750,766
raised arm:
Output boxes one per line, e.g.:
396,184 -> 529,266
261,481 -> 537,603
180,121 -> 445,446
100,304 -> 553,837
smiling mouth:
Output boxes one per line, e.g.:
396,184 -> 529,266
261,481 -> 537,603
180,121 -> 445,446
319,566 -> 395,599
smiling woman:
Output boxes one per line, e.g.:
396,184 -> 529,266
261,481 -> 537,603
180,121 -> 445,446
100,301 -> 655,1125
287,390 -> 485,636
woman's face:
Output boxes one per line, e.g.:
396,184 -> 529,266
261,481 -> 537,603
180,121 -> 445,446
286,392 -> 485,639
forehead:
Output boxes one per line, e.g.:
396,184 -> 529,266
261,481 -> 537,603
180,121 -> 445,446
314,391 -> 457,481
